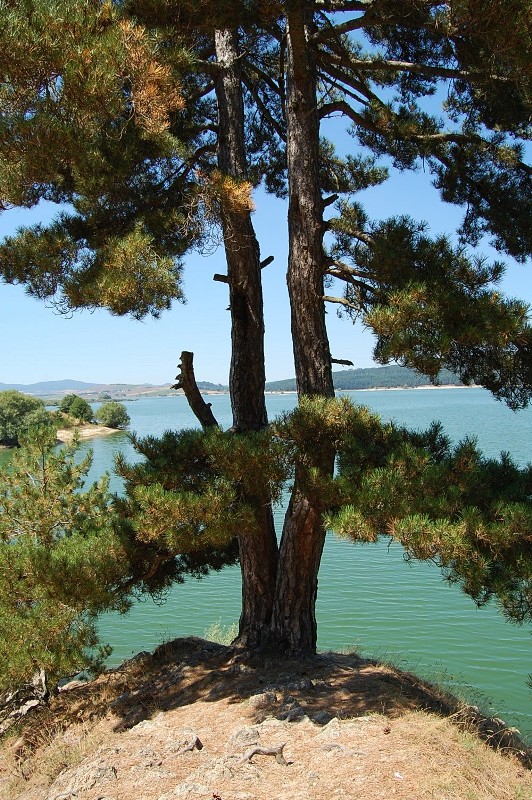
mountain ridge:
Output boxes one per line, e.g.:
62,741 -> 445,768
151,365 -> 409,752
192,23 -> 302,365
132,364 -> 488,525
1,366 -> 464,397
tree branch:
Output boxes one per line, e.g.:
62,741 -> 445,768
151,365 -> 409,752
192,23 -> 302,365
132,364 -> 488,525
318,57 -> 372,103
325,257 -> 373,278
194,58 -> 222,76
331,357 -> 355,366
314,17 -> 367,42
322,193 -> 339,208
318,69 -> 371,107
319,100 -> 382,137
347,58 -> 514,85
245,61 -> 283,100
242,73 -> 286,141
172,351 -> 219,429
315,1 -> 374,10
185,80 -> 215,104
323,294 -> 360,310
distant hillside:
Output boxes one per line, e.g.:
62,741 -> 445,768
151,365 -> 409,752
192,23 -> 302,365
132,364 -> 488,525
196,381 -> 227,391
1,366 -> 464,399
0,379 -> 100,395
0,380 -> 158,399
265,366 -> 463,392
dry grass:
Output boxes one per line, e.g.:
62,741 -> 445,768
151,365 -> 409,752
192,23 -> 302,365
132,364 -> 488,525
1,638 -> 530,800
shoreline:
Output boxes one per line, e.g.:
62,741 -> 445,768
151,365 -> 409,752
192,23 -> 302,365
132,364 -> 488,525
55,425 -> 121,443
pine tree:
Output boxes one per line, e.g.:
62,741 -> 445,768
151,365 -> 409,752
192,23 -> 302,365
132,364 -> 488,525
1,1 -> 531,658
0,426 -> 130,702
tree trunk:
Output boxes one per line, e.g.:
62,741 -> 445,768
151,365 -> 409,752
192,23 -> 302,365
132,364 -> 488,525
214,28 -> 278,648
270,2 -> 335,654
285,4 -> 333,400
270,485 -> 326,652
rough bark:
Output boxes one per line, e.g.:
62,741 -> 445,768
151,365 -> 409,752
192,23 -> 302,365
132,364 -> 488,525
214,28 -> 278,649
215,28 -> 269,432
285,4 -> 334,400
173,351 -> 219,429
270,2 -> 335,654
270,486 -> 327,653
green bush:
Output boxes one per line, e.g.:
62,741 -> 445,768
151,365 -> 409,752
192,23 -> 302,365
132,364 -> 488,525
96,401 -> 130,429
0,390 -> 50,446
67,395 -> 94,423
59,394 -> 77,414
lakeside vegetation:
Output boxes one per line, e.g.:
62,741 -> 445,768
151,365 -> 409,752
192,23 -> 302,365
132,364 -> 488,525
0,391 -> 130,447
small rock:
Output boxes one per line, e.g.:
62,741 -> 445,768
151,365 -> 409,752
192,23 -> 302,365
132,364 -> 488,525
164,781 -> 210,798
47,759 -> 117,800
109,692 -> 130,708
248,691 -> 277,709
279,704 -> 305,722
314,717 -> 341,740
119,651 -> 151,669
275,672 -> 296,684
229,663 -> 255,675
228,726 -> 260,747
311,710 -> 333,725
285,678 -> 313,692
58,679 -> 87,693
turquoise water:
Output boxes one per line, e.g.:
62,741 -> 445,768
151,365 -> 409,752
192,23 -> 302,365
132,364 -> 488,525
5,389 -> 532,739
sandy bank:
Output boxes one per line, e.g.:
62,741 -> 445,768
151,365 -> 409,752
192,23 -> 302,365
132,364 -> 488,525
55,425 -> 121,443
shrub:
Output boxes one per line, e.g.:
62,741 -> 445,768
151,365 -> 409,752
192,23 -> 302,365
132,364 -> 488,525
59,394 -> 77,413
68,395 -> 94,422
0,390 -> 49,446
96,401 -> 130,429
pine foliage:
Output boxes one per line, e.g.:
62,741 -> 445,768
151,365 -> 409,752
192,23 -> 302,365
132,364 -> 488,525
116,426 -> 288,552
1,1 -> 531,664
0,427 -> 130,693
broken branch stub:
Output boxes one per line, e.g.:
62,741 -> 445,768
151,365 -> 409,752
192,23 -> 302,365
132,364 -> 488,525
172,351 -> 219,429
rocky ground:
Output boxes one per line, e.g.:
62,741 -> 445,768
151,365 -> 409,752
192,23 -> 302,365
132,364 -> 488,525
1,638 -> 530,800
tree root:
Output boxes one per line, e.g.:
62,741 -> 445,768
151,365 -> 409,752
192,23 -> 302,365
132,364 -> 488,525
239,743 -> 287,765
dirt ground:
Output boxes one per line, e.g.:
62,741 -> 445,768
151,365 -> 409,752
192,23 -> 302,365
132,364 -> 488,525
1,638 -> 530,800
55,425 -> 119,442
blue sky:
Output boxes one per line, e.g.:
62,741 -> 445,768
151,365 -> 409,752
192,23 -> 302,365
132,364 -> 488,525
1,165 -> 531,386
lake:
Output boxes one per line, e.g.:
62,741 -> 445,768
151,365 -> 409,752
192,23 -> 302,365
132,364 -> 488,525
4,387 -> 532,740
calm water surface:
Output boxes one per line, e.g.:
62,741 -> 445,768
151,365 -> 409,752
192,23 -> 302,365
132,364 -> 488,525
6,389 -> 532,739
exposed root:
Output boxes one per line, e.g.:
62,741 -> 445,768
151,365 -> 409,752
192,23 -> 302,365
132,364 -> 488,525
239,743 -> 287,766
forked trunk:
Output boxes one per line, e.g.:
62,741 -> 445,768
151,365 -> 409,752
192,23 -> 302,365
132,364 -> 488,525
214,28 -> 278,647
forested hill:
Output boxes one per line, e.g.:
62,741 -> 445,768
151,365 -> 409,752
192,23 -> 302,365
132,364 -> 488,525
266,366 -> 463,392
1,367 -> 463,397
